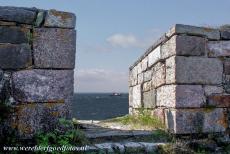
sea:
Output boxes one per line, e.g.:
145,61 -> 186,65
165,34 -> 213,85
72,93 -> 129,120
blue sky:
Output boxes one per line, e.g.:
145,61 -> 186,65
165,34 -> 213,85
1,0 -> 230,92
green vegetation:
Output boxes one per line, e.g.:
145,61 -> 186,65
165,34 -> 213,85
0,101 -> 23,154
0,117 -> 89,154
35,118 -> 89,154
103,109 -> 165,130
26,31 -> 33,44
151,129 -> 171,142
0,100 -> 12,123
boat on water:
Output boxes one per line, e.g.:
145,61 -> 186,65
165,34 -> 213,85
110,93 -> 122,96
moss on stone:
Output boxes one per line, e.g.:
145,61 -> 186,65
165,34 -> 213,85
34,11 -> 45,27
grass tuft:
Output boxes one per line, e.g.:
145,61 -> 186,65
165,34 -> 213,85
103,110 -> 165,130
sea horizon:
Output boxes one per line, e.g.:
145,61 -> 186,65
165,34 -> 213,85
73,93 -> 129,120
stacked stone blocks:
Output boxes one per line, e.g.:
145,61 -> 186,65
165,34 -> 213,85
129,24 -> 230,134
0,6 -> 76,138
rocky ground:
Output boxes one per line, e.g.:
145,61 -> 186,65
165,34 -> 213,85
75,120 -> 230,154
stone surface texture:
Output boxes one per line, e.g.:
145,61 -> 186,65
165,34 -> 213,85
12,103 -> 69,138
0,44 -> 32,69
165,108 -> 227,134
152,62 -> 165,88
161,35 -> 206,59
166,56 -> 223,84
129,24 -> 229,135
0,6 -> 36,24
0,7 -> 76,138
207,41 -> 230,57
148,46 -> 161,67
208,95 -> 230,107
166,24 -> 220,40
12,69 -> 74,102
204,86 -> 224,96
221,30 -> 230,40
224,59 -> 230,75
131,85 -> 142,108
143,89 -> 156,108
44,9 -> 76,28
156,85 -> 205,108
33,28 -> 76,69
0,27 -> 30,44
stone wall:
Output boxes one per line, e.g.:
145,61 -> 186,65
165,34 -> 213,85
0,6 -> 76,138
129,24 -> 230,135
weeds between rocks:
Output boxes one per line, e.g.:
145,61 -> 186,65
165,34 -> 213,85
0,117 -> 89,154
103,110 -> 165,130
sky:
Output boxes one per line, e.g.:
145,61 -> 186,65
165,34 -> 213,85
0,0 -> 230,93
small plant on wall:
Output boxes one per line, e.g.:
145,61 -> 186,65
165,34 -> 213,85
35,118 -> 89,154
0,101 -> 11,123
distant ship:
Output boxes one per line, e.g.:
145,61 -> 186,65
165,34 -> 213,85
110,93 -> 122,96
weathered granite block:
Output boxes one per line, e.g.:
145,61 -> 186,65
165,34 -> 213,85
143,90 -> 156,108
112,143 -> 125,153
208,95 -> 230,107
44,9 -> 76,28
148,46 -> 161,67
11,103 -> 69,138
137,73 -> 144,84
224,59 -> 230,75
166,56 -> 223,84
0,6 -> 36,24
203,108 -> 228,133
129,67 -> 138,86
221,30 -> 230,40
129,87 -> 133,107
0,44 -> 32,69
176,85 -> 205,108
204,85 -> 224,96
136,63 -> 142,74
143,70 -> 152,82
0,27 -> 30,44
161,35 -> 206,59
166,24 -> 220,40
165,108 -> 227,134
142,81 -> 151,92
156,85 -> 175,108
124,142 -> 145,154
12,69 -> 74,102
33,28 -> 76,68
141,57 -> 148,72
95,143 -> 114,153
156,85 -> 205,108
151,108 -> 165,122
131,85 -> 142,108
207,41 -> 230,57
152,62 -> 165,88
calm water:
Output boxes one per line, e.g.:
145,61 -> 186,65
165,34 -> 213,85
72,93 -> 129,120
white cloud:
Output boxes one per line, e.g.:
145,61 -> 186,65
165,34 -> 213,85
106,30 -> 162,49
74,69 -> 128,93
106,33 -> 140,48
